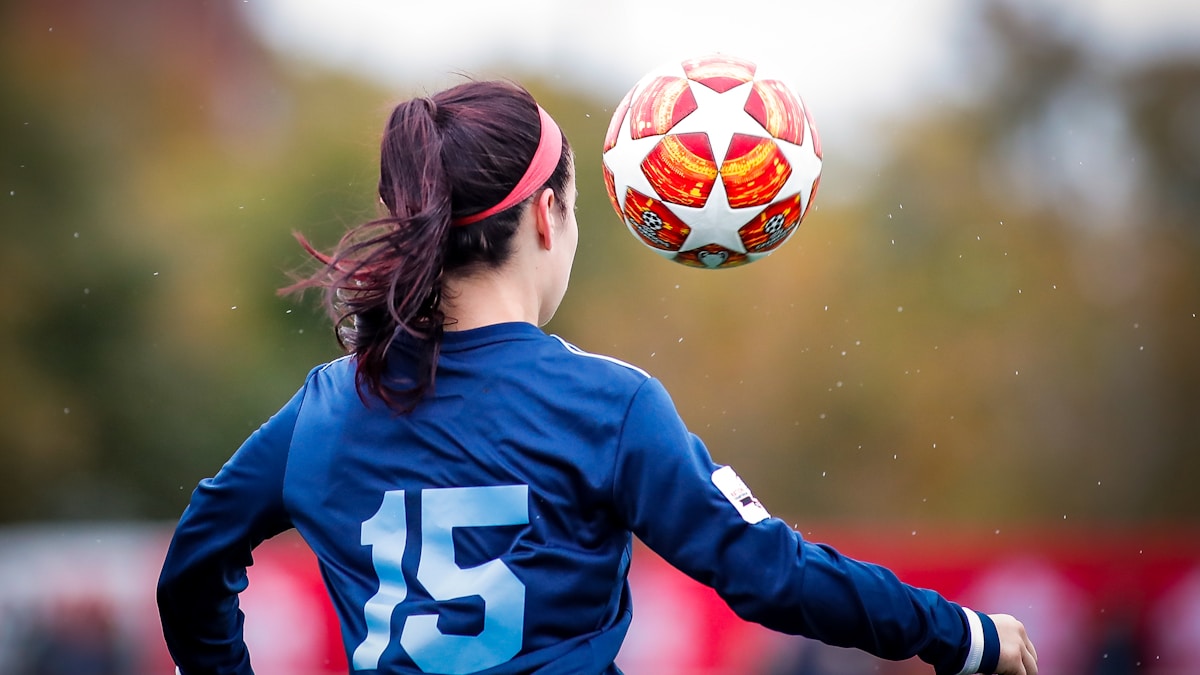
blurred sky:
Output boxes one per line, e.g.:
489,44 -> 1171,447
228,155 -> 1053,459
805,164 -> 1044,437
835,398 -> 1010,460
242,0 -> 1200,150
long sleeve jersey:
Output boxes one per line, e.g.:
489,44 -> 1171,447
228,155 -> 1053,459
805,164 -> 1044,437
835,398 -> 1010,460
157,321 -> 999,675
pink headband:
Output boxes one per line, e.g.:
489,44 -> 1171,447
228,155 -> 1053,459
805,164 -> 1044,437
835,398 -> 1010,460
452,105 -> 563,226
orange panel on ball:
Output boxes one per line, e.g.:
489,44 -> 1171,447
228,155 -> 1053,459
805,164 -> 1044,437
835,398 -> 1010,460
675,244 -> 749,269
804,175 -> 821,218
603,88 -> 634,152
641,133 -> 718,207
682,54 -> 756,93
629,76 -> 697,140
738,193 -> 804,253
804,97 -> 822,159
622,187 -> 692,251
603,163 -> 618,215
743,79 -> 807,145
721,134 -> 792,208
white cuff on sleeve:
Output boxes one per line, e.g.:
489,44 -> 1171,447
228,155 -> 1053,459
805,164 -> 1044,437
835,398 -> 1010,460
954,607 -> 985,675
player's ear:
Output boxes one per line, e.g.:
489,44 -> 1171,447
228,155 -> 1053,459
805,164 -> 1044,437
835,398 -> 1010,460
532,187 -> 557,251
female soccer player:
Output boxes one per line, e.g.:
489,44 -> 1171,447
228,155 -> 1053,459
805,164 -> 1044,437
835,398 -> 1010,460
157,80 -> 1037,675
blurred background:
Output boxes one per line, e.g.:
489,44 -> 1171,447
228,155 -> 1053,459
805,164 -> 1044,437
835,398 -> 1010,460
2,0 -> 1198,673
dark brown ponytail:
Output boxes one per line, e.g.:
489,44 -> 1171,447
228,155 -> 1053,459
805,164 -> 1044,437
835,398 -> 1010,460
284,80 -> 572,411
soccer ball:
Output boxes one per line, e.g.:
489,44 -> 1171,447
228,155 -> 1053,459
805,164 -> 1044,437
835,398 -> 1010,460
602,53 -> 822,269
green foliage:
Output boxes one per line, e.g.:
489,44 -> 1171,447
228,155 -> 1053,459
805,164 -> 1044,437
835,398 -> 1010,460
1,3 -> 1196,527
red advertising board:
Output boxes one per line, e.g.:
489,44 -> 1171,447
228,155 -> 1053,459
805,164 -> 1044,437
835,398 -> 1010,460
0,524 -> 1196,674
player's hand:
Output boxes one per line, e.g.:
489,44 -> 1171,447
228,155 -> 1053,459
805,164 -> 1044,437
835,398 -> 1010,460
989,613 -> 1037,674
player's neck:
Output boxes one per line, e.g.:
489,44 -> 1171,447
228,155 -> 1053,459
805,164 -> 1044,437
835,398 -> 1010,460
441,270 -> 539,331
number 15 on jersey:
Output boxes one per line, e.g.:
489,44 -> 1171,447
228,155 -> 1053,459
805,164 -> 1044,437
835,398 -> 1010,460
352,485 -> 530,674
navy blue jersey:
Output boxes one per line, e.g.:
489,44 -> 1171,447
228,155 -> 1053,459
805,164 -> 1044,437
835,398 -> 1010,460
158,322 -> 999,675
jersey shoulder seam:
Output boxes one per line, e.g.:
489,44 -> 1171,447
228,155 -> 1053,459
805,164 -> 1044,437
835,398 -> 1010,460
549,335 -> 650,379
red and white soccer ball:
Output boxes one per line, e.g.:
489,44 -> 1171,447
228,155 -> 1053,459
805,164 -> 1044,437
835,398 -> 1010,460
602,53 -> 822,269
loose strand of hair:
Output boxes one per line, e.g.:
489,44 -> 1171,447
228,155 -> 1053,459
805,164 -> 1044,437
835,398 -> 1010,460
283,81 -> 567,413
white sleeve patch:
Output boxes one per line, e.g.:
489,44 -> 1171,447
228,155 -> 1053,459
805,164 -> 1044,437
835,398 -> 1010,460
711,466 -> 770,524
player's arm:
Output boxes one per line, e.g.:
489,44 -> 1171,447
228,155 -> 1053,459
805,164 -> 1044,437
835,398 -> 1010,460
611,377 -> 1008,675
156,368 -> 315,675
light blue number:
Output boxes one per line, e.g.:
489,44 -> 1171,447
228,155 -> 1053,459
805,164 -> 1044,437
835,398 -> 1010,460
403,486 -> 528,674
352,486 -> 529,674
352,490 -> 409,670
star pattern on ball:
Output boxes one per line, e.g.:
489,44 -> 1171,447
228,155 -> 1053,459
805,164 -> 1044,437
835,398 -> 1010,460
601,55 -> 824,268
665,173 -> 750,254
664,80 -> 780,253
601,110 -> 661,215
668,80 -> 771,168
771,114 -> 823,214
